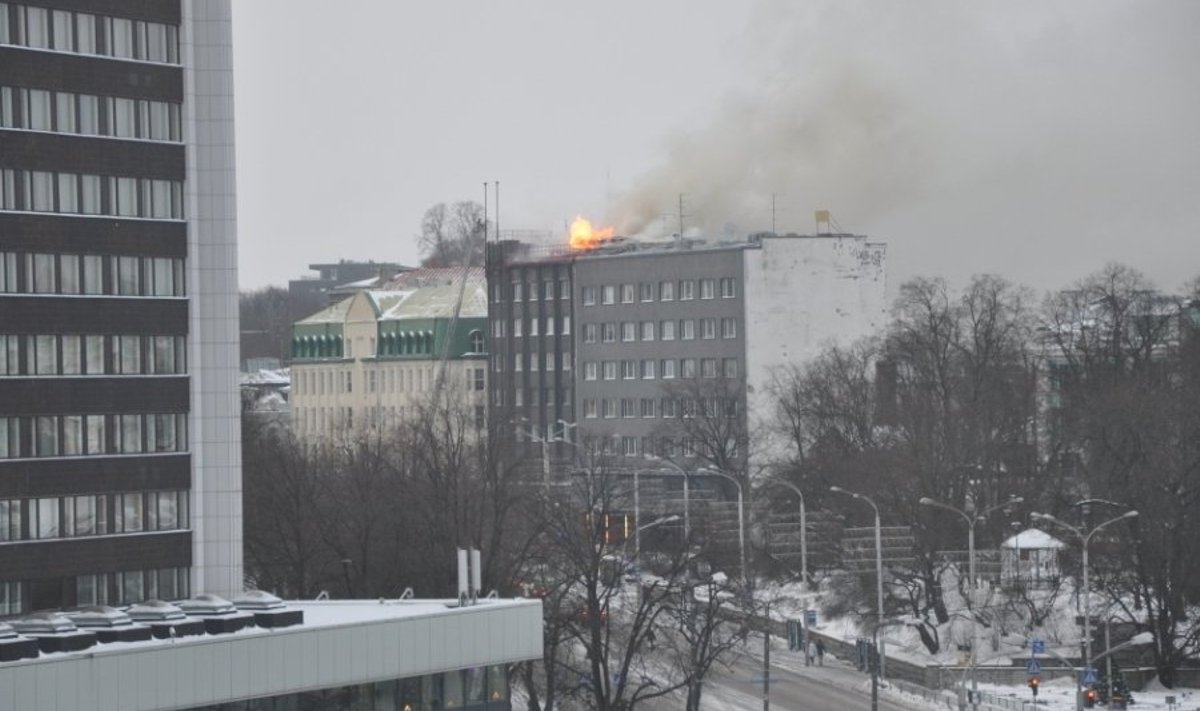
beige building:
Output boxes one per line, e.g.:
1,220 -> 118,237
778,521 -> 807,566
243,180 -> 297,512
289,269 -> 487,441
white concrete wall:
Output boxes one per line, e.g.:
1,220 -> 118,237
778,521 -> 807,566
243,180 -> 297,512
182,0 -> 242,599
742,235 -> 887,464
0,600 -> 543,711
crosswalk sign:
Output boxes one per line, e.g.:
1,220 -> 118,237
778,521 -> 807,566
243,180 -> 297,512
1026,658 -> 1042,675
1083,668 -> 1098,685
1032,638 -> 1045,654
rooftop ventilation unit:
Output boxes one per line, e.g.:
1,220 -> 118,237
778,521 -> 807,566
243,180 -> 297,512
67,606 -> 153,643
232,590 -> 304,629
0,621 -> 40,662
176,594 -> 256,634
9,612 -> 97,654
125,599 -> 207,639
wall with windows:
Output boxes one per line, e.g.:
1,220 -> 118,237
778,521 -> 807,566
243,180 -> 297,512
574,247 -> 746,458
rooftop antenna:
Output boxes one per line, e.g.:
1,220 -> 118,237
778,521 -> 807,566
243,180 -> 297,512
494,180 -> 500,242
677,193 -> 687,242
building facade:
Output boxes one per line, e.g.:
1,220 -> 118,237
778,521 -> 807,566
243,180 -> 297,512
290,269 -> 488,440
486,233 -> 886,475
0,0 -> 241,613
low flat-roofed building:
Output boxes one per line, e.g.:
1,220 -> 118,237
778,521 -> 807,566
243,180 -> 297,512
0,596 -> 541,711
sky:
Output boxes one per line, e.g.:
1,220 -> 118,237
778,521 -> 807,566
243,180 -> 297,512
231,1 -> 1200,296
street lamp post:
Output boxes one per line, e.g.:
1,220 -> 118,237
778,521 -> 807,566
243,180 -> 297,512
646,456 -> 691,541
921,495 -> 1023,710
1031,509 -> 1138,689
697,469 -> 746,584
772,480 -> 809,587
830,485 -> 886,681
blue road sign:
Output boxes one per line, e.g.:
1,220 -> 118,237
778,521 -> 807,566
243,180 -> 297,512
1082,668 -> 1098,685
1032,638 -> 1046,654
1026,658 -> 1042,675
805,609 -> 817,626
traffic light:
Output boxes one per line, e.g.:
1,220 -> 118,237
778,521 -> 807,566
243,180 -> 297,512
1084,688 -> 1098,708
1028,677 -> 1040,697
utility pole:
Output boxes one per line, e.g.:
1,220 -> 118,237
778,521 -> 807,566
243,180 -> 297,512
763,603 -> 771,711
678,193 -> 686,239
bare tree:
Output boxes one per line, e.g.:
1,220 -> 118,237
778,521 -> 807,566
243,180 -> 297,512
418,201 -> 487,268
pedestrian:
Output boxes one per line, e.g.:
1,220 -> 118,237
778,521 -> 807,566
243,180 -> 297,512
807,639 -> 817,666
816,638 -> 826,666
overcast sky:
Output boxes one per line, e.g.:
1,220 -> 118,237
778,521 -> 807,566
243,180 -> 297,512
232,1 -> 1199,296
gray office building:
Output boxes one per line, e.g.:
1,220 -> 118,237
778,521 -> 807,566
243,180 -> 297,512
1,0 -> 241,613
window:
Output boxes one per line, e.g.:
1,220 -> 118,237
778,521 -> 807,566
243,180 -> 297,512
641,359 -> 656,379
680,319 -> 696,340
721,277 -> 737,298
681,358 -> 697,378
527,281 -> 537,301
622,360 -> 637,380
679,280 -> 696,300
723,358 -> 739,378
469,330 -> 485,353
639,282 -> 655,302
700,278 -> 716,299
640,321 -> 655,341
55,92 -> 76,133
561,315 -> 571,335
583,323 -> 597,344
701,318 -> 717,339
660,320 -> 676,341
621,399 -> 637,418
701,358 -> 718,378
601,285 -> 616,305
622,437 -> 639,456
544,316 -> 554,336
641,399 -> 656,418
602,322 -> 617,343
583,399 -> 597,418
659,281 -> 675,301
513,281 -> 524,301
621,284 -> 635,303
581,285 -> 595,305
602,399 -> 616,419
543,280 -> 554,300
661,398 -> 677,419
602,361 -> 617,380
661,359 -> 677,379
528,317 -> 538,337
621,322 -> 636,342
512,318 -> 522,338
559,278 -> 571,299
544,353 -> 554,371
722,317 -> 738,339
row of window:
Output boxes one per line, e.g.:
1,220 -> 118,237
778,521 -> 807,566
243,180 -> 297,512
295,403 -> 488,436
189,666 -> 509,711
292,364 -> 445,398
581,396 -> 740,420
0,168 -> 185,219
583,317 -> 737,344
508,387 -> 573,408
583,357 -> 739,381
1,85 -> 182,142
493,315 -> 572,339
0,334 -> 186,376
493,277 -> 572,303
0,566 -> 189,616
589,434 -> 733,459
0,252 -> 186,297
0,412 -> 187,459
0,490 -> 188,542
0,4 -> 179,64
491,350 -> 573,373
581,277 -> 737,306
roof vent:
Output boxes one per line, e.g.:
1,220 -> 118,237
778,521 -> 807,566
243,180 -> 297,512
177,594 -> 256,634
0,622 -> 39,663
233,590 -> 304,629
10,613 -> 96,654
126,600 -> 206,639
68,606 -> 152,643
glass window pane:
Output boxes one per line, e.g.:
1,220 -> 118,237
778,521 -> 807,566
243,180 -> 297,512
158,492 -> 178,529
120,413 -> 142,453
26,89 -> 51,130
62,415 -> 82,455
86,414 -> 106,454
55,92 -> 77,133
61,334 -> 81,373
36,498 -> 59,538
80,174 -> 101,214
109,18 -> 134,59
57,173 -> 78,213
78,94 -> 99,134
35,334 -> 58,373
33,253 -> 55,293
51,10 -> 73,51
82,255 -> 103,294
112,98 -> 136,138
74,496 -> 95,536
36,416 -> 58,456
25,6 -> 50,48
0,87 -> 13,128
119,334 -> 141,373
75,13 -> 96,54
30,170 -> 54,211
122,493 -> 143,532
85,335 -> 105,373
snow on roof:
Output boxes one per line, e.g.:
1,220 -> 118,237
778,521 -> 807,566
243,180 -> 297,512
1001,528 -> 1065,549
371,268 -> 487,321
241,368 -> 290,385
296,297 -> 354,325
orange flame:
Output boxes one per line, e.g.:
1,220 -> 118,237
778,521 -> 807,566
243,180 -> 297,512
569,215 -> 616,250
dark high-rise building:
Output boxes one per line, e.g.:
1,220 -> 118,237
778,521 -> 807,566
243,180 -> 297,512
1,1 -> 241,614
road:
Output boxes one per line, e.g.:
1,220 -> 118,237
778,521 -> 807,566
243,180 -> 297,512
682,636 -> 931,711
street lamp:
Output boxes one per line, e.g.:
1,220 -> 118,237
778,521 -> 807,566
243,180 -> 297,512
516,418 -> 577,493
921,495 -> 1023,710
1030,509 -> 1138,680
696,468 -> 746,584
644,455 -> 691,541
771,480 -> 809,588
830,485 -> 886,680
